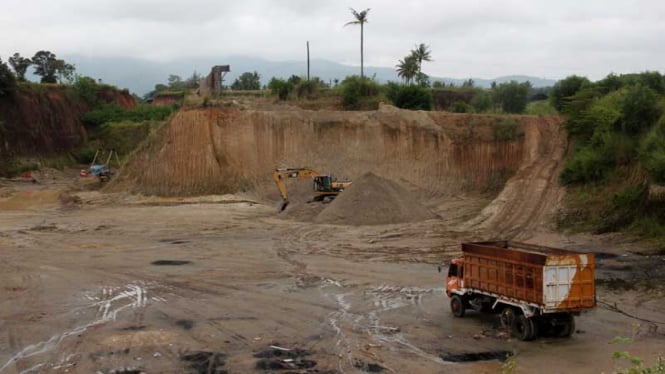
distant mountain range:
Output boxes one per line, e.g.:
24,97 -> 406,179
64,55 -> 557,96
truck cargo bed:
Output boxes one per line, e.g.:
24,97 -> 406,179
461,241 -> 595,312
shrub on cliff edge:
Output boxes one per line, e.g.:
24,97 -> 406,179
0,58 -> 17,96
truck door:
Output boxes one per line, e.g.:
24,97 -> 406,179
446,263 -> 463,296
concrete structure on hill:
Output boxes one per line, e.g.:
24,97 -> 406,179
199,65 -> 230,96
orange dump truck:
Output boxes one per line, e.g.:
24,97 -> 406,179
444,241 -> 595,340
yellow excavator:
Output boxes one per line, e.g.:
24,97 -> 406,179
273,168 -> 352,212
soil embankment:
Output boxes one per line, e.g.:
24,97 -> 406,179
111,106 -> 552,202
460,117 -> 568,239
0,85 -> 135,174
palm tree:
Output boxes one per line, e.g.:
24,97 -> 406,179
345,8 -> 370,79
396,55 -> 418,84
411,43 -> 432,74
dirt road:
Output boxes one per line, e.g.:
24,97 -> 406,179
1,185 -> 663,374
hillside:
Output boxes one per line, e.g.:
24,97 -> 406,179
65,55 -> 557,95
0,84 -> 136,175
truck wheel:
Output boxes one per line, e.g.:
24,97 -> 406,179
450,295 -> 465,318
527,317 -> 539,340
500,307 -> 516,329
556,315 -> 575,338
512,314 -> 536,341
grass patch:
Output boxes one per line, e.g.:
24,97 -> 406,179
525,100 -> 558,115
82,103 -> 175,127
629,216 -> 665,253
493,118 -> 523,141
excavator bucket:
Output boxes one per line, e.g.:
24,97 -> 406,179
279,200 -> 289,212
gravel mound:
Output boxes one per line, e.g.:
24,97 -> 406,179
314,172 -> 436,225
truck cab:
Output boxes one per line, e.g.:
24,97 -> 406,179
445,258 -> 463,297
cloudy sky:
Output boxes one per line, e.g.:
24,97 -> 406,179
1,0 -> 664,81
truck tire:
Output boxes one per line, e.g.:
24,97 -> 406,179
528,317 -> 539,340
450,295 -> 465,318
512,314 -> 537,341
556,315 -> 575,338
500,307 -> 516,329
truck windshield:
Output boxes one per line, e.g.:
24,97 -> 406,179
448,264 -> 458,277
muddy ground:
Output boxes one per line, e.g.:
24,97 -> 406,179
0,172 -> 664,374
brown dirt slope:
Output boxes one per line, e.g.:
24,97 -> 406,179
0,85 -> 136,175
314,172 -> 437,225
110,106 -> 545,200
459,115 -> 567,239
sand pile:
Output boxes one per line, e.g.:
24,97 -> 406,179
314,172 -> 436,225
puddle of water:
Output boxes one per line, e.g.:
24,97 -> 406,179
175,319 -> 194,330
440,350 -> 512,363
151,260 -> 191,266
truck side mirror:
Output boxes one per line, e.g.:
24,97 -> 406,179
437,265 -> 441,273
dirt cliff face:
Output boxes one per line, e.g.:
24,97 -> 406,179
0,85 -> 136,172
99,87 -> 136,108
111,106 -> 562,199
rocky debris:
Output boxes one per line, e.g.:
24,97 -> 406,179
180,351 -> 227,374
253,345 -> 317,371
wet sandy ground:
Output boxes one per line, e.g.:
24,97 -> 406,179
0,190 -> 664,373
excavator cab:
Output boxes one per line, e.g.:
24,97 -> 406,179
313,175 -> 334,192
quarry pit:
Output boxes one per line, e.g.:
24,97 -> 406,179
0,106 -> 664,373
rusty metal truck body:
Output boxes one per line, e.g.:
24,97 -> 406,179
445,241 -> 595,340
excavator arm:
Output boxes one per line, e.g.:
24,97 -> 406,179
273,168 -> 320,211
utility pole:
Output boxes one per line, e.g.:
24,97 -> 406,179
307,41 -> 310,81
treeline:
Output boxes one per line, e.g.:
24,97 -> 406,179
554,71 -> 665,248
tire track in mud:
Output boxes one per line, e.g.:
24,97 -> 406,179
272,224 -> 448,372
0,259 -> 45,374
460,117 -> 567,240
0,282 -> 163,373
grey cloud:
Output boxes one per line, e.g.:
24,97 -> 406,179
1,0 -> 664,81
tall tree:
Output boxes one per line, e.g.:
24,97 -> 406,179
231,71 -> 261,90
345,8 -> 370,79
8,53 -> 31,81
53,60 -> 75,83
396,55 -> 418,84
493,81 -> 531,114
410,43 -> 432,74
31,50 -> 58,83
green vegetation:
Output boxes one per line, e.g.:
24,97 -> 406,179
0,58 -> 17,96
550,75 -> 591,112
8,53 -> 31,81
525,100 -> 557,115
231,71 -> 261,90
339,75 -> 381,110
146,72 -> 201,100
30,50 -> 74,84
611,335 -> 665,374
72,76 -> 102,106
396,43 -> 432,86
82,103 -> 174,127
72,120 -> 160,163
268,78 -> 293,100
493,81 -> 531,113
385,83 -> 433,110
494,118 -> 521,141
556,71 -> 665,249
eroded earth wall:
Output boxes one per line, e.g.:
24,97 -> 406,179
111,106 -> 563,201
